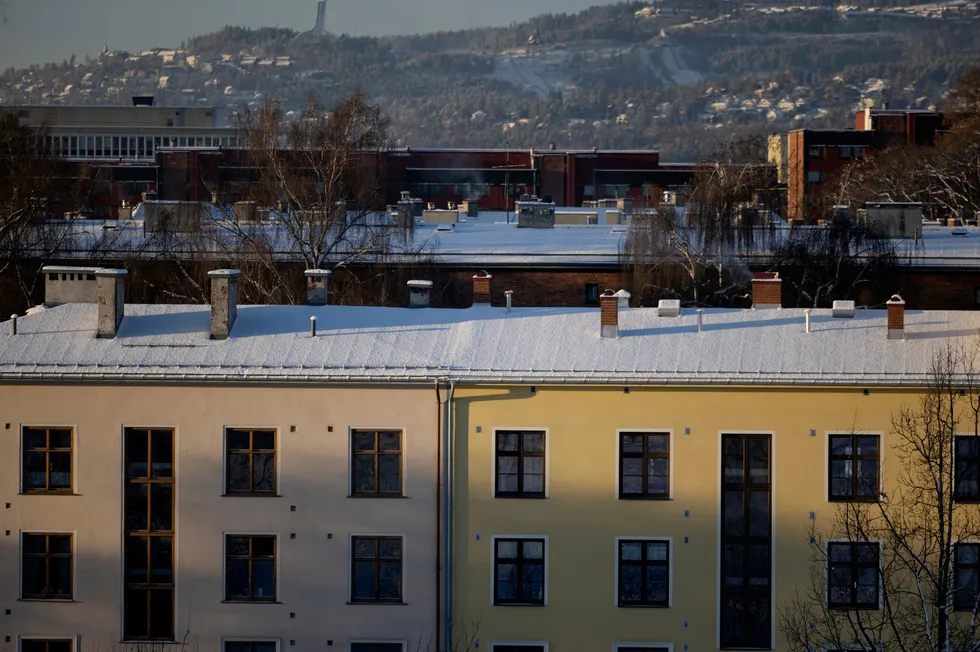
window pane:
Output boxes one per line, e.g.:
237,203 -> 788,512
24,451 -> 48,490
227,453 -> 250,491
23,556 -> 44,593
151,430 -> 173,478
252,560 -> 275,598
646,565 -> 668,601
622,475 -> 643,494
127,537 -> 149,583
51,558 -> 71,595
829,544 -> 851,562
252,537 -> 275,557
24,428 -> 47,448
622,458 -> 642,476
748,437 -> 769,483
497,432 -> 518,451
148,590 -> 173,639
959,544 -> 980,565
50,429 -> 72,449
150,537 -> 173,584
621,542 -> 642,560
620,564 -> 642,601
497,541 -> 518,558
521,563 -> 544,601
354,455 -> 376,492
647,434 -> 668,453
226,559 -> 250,598
379,539 -> 401,559
857,436 -> 878,456
378,561 -> 401,600
647,542 -> 667,560
354,538 -> 377,559
523,473 -> 544,493
227,537 -> 249,557
150,484 -> 173,531
49,452 -> 72,489
723,490 -> 744,537
497,473 -> 518,493
353,561 -> 376,600
125,588 -> 150,636
126,430 -> 149,478
379,455 -> 400,493
252,431 -> 275,450
125,483 -> 148,531
622,434 -> 643,453
251,454 -> 275,492
378,432 -> 400,451
749,490 -> 769,537
228,429 -> 250,450
523,540 -> 543,559
50,535 -> 71,554
523,433 -> 544,452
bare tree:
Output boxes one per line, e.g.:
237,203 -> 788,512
780,340 -> 980,652
413,616 -> 481,652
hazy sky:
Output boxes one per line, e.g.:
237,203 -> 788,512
1,0 -> 618,68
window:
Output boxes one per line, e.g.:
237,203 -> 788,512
21,533 -> 72,599
839,146 -> 852,159
226,428 -> 276,495
224,643 -> 276,652
495,431 -> 545,498
975,287 -> 980,308
21,641 -> 73,652
350,645 -> 403,652
22,427 -> 72,493
615,648 -> 670,652
619,432 -> 670,499
124,427 -> 174,640
807,170 -> 824,183
491,647 -> 546,652
225,535 -> 276,601
351,536 -> 403,603
351,430 -> 402,496
808,146 -> 825,158
618,539 -> 669,607
853,147 -> 864,159
828,435 -> 879,501
954,543 -> 980,611
827,542 -> 880,609
493,537 -> 545,605
955,436 -> 980,502
585,283 -> 599,306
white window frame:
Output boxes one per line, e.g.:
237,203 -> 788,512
491,427 -> 550,498
824,538 -> 883,610
222,426 -> 281,496
347,426 -> 408,498
614,429 -> 674,500
221,532 -> 280,603
489,534 -> 549,606
18,637 -> 79,652
18,530 -> 77,601
825,431 -> 883,503
614,536 -> 673,607
19,423 -> 78,495
347,533 -> 407,604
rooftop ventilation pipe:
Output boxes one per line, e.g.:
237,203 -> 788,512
805,309 -> 812,334
305,269 -> 331,306
657,299 -> 681,318
96,269 -> 128,339
208,269 -> 240,340
408,280 -> 433,309
600,289 -> 618,339
615,289 -> 631,310
9,314 -> 17,336
832,300 -> 856,318
505,290 -> 514,314
887,294 -> 905,340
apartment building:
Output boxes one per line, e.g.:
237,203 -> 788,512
0,270 -> 440,652
3,269 -> 980,652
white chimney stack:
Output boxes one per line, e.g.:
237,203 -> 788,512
305,269 -> 331,306
408,280 -> 433,308
95,269 -> 128,339
209,269 -> 240,340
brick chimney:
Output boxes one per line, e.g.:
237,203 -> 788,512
305,269 -> 331,306
473,271 -> 492,306
600,289 -> 618,339
887,294 -> 905,340
752,272 -> 782,309
95,269 -> 127,339
407,280 -> 433,308
209,269 -> 240,340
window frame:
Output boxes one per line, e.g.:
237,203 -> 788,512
489,642 -> 549,652
585,283 -> 600,306
18,639 -> 77,652
612,645 -> 673,652
348,643 -> 406,652
350,429 -> 404,498
349,534 -> 405,604
223,534 -> 278,603
221,640 -> 280,652
21,426 -> 74,494
20,532 -> 74,600
827,433 -> 880,502
954,435 -> 980,503
493,429 -> 548,499
826,541 -> 881,610
615,537 -> 672,608
617,430 -> 672,500
953,541 -> 980,612
491,535 -> 548,606
224,427 -> 278,496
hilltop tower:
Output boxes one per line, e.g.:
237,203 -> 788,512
311,1 -> 328,36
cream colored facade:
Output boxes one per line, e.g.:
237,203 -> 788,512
0,384 -> 440,652
451,384 -> 925,652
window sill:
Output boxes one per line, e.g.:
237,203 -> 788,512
221,600 -> 281,604
348,494 -> 408,499
617,603 -> 669,608
494,494 -> 547,499
18,598 -> 74,603
18,492 -> 79,497
828,604 -> 879,611
221,493 -> 280,498
493,602 -> 546,607
618,495 -> 672,501
346,601 -> 408,606
120,641 -> 180,645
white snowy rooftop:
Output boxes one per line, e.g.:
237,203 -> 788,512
1,302 -> 978,386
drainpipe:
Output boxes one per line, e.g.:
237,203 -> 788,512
437,380 -> 456,652
434,380 -> 442,652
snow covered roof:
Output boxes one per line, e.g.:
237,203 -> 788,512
1,303 -> 977,387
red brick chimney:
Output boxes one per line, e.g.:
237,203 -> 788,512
752,272 -> 782,309
887,294 -> 905,340
473,271 -> 492,306
600,289 -> 618,339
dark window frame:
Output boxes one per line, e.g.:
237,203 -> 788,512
20,640 -> 74,652
954,542 -> 980,612
955,436 -> 980,503
615,648 -> 671,652
828,434 -> 880,502
493,537 -> 546,606
494,430 -> 546,499
223,642 -> 278,652
490,647 -> 547,652
350,644 -> 405,652
827,541 -> 880,610
617,539 -> 670,607
225,428 -> 277,495
21,533 -> 73,600
224,535 -> 277,602
585,283 -> 600,306
123,427 -> 175,641
21,426 -> 73,493
351,429 -> 404,497
350,535 -> 404,604
619,432 -> 670,500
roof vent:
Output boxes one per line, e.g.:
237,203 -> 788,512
407,280 -> 433,309
615,289 -> 631,310
832,300 -> 856,318
952,226 -> 969,237
611,226 -> 628,234
657,299 -> 681,317
435,223 -> 453,232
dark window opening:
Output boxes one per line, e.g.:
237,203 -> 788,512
618,539 -> 669,607
21,641 -> 72,652
22,427 -> 72,493
954,543 -> 980,611
955,436 -> 980,502
21,533 -> 72,599
619,432 -> 669,499
224,643 -> 277,652
350,645 -> 403,652
225,535 -> 277,602
351,536 -> 403,603
495,431 -> 545,498
828,435 -> 879,501
585,283 -> 599,306
226,428 -> 276,495
493,537 -> 545,605
827,542 -> 880,609
351,430 -> 403,496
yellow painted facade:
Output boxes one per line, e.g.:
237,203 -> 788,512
451,384 -> 923,652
